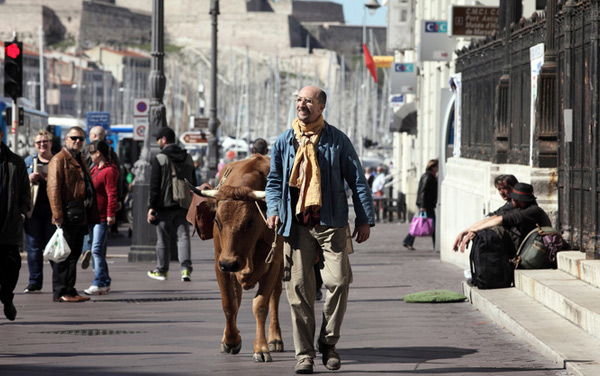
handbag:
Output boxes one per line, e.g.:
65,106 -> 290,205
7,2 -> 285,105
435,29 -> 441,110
65,201 -> 85,224
43,226 -> 72,263
409,212 -> 434,237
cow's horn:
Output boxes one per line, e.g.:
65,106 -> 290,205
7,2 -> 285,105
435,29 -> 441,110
252,191 -> 266,200
185,178 -> 217,198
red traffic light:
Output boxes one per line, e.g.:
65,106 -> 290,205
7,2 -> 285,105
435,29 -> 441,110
5,43 -> 20,59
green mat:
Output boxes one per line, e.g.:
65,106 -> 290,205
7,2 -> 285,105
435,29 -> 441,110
402,289 -> 468,303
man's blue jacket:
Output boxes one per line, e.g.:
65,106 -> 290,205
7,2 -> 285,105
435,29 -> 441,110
266,122 -> 375,237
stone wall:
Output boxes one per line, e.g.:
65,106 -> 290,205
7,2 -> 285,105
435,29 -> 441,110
0,1 -> 43,45
439,157 -> 559,270
79,1 -> 151,49
302,24 -> 387,56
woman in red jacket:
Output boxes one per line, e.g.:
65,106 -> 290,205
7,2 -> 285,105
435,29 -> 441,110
84,140 -> 119,295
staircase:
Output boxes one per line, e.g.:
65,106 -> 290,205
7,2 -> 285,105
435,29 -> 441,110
462,251 -> 600,376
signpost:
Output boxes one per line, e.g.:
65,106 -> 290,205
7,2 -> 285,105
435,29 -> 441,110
133,98 -> 149,141
390,63 -> 417,94
179,131 -> 208,146
449,6 -> 499,37
86,111 -> 110,135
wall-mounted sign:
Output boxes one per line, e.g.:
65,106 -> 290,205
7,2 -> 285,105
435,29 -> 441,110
419,20 -> 454,62
390,63 -> 417,94
449,6 -> 499,37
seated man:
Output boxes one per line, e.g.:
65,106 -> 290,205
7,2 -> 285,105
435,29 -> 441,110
453,182 -> 551,256
488,174 -> 518,216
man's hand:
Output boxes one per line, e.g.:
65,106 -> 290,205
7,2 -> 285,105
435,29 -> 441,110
453,230 -> 476,253
107,216 -> 116,226
54,217 -> 63,227
147,209 -> 157,224
352,224 -> 370,243
266,215 -> 280,230
29,172 -> 41,184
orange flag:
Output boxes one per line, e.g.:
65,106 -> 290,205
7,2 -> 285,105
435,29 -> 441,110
363,43 -> 378,84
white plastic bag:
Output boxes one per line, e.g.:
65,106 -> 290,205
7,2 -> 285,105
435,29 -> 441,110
43,226 -> 72,263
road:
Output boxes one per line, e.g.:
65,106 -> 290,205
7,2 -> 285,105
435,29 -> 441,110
0,221 -> 571,375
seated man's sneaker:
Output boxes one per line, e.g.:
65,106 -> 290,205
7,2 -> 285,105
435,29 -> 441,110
181,270 -> 191,282
147,269 -> 167,281
295,357 -> 314,374
318,340 -> 341,371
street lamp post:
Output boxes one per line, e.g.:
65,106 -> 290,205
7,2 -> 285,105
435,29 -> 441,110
201,0 -> 220,185
129,0 -> 165,261
361,0 -> 380,156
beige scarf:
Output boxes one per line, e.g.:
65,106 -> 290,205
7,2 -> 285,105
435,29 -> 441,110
289,115 -> 325,215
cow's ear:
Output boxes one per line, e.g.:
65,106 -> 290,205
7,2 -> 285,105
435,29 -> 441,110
197,201 -> 216,240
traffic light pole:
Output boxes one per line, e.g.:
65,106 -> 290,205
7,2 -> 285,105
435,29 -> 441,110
11,97 -> 18,154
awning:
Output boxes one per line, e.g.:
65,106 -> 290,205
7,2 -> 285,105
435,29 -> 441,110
390,101 -> 417,135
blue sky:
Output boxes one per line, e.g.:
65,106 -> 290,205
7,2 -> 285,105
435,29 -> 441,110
296,0 -> 388,26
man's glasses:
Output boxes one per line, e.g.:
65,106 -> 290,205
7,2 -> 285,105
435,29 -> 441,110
69,136 -> 85,142
35,140 -> 49,145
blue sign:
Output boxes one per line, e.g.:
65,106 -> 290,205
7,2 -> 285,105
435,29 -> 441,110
425,21 -> 448,33
86,112 -> 111,136
394,63 -> 414,73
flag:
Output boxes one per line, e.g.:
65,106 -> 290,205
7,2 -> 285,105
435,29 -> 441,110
363,43 -> 378,83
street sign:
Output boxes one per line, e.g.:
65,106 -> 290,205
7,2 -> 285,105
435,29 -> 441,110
390,63 -> 417,94
449,6 -> 499,37
134,98 -> 149,117
179,131 -> 208,146
419,20 -> 454,62
133,117 -> 147,141
86,111 -> 111,135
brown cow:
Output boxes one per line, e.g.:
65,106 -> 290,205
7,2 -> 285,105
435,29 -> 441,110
187,154 -> 284,362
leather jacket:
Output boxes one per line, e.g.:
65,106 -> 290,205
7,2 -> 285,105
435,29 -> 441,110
47,147 -> 100,225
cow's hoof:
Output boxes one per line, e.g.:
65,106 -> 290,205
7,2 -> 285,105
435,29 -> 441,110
268,340 -> 284,352
253,351 -> 273,362
221,341 -> 242,354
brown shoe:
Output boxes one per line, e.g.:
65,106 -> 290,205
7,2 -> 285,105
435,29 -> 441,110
318,340 -> 341,371
55,295 -> 81,303
74,295 -> 90,302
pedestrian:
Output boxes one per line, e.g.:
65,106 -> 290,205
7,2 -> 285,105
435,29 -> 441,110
266,85 -> 375,374
147,127 -> 197,282
488,174 -> 518,216
86,125 -> 126,236
453,182 -> 551,255
23,130 -> 55,293
47,126 -> 99,303
364,166 -> 374,189
403,159 -> 438,250
0,128 -> 31,320
371,165 -> 387,222
251,137 -> 269,155
83,140 -> 118,295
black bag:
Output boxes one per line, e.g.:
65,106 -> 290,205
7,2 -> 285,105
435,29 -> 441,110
65,201 -> 85,224
469,227 -> 514,289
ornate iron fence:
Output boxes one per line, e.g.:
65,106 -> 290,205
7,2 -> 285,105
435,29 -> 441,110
456,1 -> 600,258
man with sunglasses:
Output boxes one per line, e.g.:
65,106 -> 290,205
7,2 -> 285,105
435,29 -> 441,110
47,127 -> 99,303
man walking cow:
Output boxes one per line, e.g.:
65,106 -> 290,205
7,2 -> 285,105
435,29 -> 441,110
147,127 -> 197,282
266,85 -> 375,374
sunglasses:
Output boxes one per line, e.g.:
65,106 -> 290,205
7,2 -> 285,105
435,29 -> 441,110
69,136 -> 85,142
35,140 -> 50,145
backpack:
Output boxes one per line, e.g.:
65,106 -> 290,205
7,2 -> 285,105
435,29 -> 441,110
469,227 -> 514,289
512,225 -> 564,269
156,153 -> 193,209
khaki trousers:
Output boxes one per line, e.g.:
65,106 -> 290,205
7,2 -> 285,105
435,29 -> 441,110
284,223 -> 352,359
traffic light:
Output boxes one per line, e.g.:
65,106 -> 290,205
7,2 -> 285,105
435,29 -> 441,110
4,41 -> 23,99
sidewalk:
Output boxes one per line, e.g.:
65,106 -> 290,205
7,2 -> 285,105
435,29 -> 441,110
1,222 -> 570,375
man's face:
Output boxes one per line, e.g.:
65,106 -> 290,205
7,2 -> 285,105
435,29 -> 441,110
157,136 -> 166,150
65,130 -> 85,152
496,181 -> 513,201
295,86 -> 325,124
34,134 -> 52,154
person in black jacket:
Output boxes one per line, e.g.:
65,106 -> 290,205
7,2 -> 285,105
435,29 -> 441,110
0,128 -> 31,320
403,159 -> 438,250
147,127 -> 197,282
